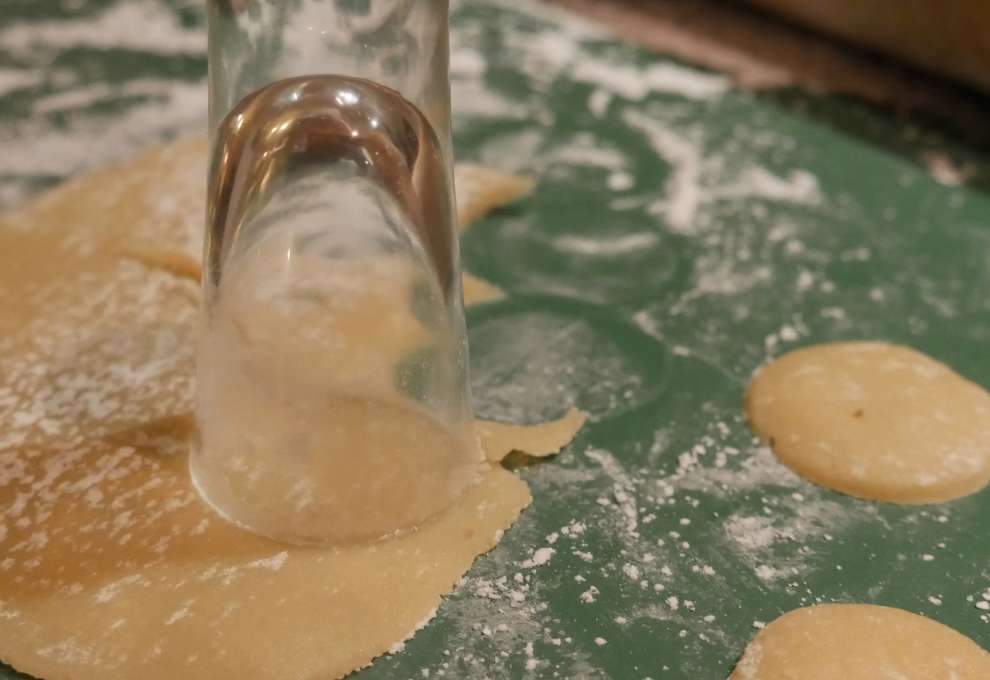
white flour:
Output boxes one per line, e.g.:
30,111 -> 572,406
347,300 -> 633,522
623,107 -> 820,236
573,61 -> 728,101
0,1 -> 204,56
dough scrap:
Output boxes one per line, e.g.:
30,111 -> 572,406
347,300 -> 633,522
730,604 -> 990,680
454,163 -> 536,232
0,137 -> 582,680
746,341 -> 990,503
461,271 -> 506,304
476,408 -> 588,463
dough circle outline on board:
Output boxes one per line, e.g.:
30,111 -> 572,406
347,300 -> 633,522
746,341 -> 990,503
730,603 -> 990,680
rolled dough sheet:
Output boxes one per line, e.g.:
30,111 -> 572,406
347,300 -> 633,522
0,137 -> 580,680
746,341 -> 990,504
729,603 -> 990,679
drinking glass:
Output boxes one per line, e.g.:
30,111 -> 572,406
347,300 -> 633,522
192,0 -> 479,546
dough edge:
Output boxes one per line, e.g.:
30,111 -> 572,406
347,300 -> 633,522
730,603 -> 990,679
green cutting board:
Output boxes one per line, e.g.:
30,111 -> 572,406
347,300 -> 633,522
1,0 -> 989,678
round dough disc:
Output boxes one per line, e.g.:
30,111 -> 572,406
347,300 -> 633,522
731,604 -> 990,679
746,341 -> 990,503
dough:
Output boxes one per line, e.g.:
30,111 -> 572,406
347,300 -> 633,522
454,164 -> 536,231
730,604 -> 990,679
0,137 -> 581,680
746,341 -> 990,503
461,271 -> 505,304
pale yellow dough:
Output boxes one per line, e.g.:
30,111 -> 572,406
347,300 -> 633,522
454,163 -> 536,232
730,604 -> 990,680
0,137 -> 580,680
746,341 -> 990,503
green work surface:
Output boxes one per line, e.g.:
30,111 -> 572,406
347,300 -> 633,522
2,0 -> 989,678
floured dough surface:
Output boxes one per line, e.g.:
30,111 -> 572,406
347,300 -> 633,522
746,341 -> 990,503
0,137 -> 581,680
730,604 -> 990,679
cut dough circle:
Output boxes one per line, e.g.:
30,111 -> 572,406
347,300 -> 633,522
730,604 -> 990,680
746,341 -> 990,503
